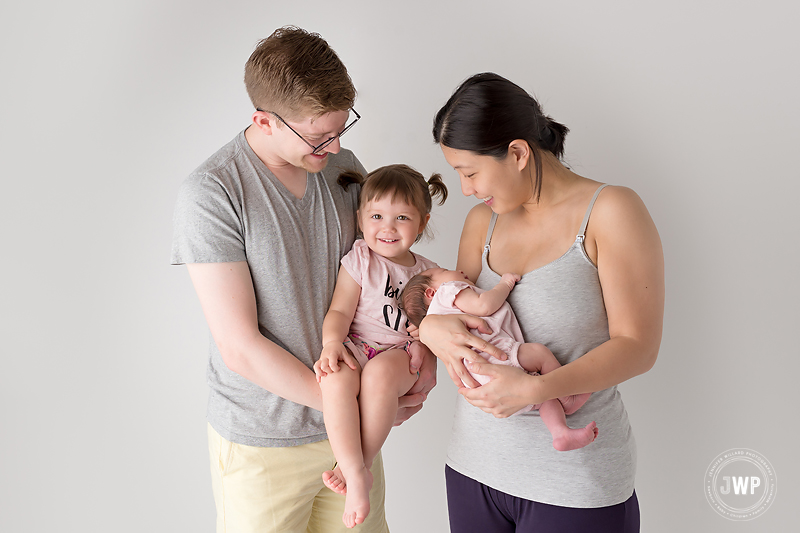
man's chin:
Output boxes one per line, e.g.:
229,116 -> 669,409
302,154 -> 329,173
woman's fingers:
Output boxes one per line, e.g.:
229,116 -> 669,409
463,332 -> 506,361
458,364 -> 540,418
454,359 -> 480,389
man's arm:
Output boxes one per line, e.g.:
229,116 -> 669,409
187,261 -> 322,411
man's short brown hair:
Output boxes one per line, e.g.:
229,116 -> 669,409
244,26 -> 356,120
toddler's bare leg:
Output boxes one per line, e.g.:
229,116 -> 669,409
318,364 -> 372,527
516,343 -> 591,415
341,349 -> 416,528
359,349 -> 419,468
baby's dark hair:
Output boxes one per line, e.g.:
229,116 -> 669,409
338,164 -> 448,241
400,272 -> 434,327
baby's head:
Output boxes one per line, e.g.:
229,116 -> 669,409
401,268 -> 472,327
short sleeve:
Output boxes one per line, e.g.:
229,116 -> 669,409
340,239 -> 370,286
171,174 -> 246,265
428,281 -> 473,314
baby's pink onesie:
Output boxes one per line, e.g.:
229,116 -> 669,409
427,281 -> 537,413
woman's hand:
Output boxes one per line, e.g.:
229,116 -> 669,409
458,361 -> 544,418
419,314 -> 507,389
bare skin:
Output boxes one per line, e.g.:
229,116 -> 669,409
317,348 -> 418,527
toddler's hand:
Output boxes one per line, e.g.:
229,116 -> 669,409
315,342 -> 359,382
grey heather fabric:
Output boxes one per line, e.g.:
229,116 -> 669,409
446,184 -> 637,507
171,129 -> 363,447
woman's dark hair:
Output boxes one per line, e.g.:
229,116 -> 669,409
433,73 -> 569,202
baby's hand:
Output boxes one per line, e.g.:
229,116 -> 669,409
500,273 -> 521,290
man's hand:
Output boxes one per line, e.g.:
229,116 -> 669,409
393,343 -> 437,426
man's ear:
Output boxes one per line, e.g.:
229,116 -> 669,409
252,110 -> 275,135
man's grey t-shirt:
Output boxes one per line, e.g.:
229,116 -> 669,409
171,129 -> 363,447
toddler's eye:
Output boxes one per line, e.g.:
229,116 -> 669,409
397,215 -> 409,220
371,214 -> 382,220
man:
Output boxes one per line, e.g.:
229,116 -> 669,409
171,26 -> 435,532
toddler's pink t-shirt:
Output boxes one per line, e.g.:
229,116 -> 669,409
341,239 -> 438,348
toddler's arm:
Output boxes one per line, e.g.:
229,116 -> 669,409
452,273 -> 520,317
314,267 -> 362,379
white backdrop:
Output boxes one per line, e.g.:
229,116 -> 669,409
1,1 -> 798,531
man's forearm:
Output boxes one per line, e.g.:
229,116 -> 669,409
222,334 -> 323,411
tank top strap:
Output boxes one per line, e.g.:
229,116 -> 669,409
484,211 -> 499,253
576,184 -> 609,243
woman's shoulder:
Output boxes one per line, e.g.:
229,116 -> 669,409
584,184 -> 661,263
588,185 -> 653,233
462,203 -> 494,237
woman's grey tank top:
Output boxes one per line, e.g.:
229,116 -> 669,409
446,184 -> 637,508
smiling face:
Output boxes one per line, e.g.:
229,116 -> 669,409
264,109 -> 351,173
358,196 -> 429,265
440,143 -> 533,214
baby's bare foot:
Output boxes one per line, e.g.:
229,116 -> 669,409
323,465 -> 347,495
552,421 -> 599,452
342,466 -> 373,528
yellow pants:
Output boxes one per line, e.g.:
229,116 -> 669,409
208,424 -> 389,532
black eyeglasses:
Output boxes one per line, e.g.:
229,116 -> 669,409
257,108 -> 361,154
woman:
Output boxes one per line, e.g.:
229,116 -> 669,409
419,73 -> 664,532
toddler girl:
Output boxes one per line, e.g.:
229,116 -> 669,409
314,164 -> 446,528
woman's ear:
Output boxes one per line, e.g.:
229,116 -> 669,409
508,139 -> 531,171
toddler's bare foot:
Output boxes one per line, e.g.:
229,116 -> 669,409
559,392 -> 591,416
323,465 -> 347,495
342,466 -> 373,528
552,421 -> 599,452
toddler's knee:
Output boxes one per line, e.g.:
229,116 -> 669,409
319,367 -> 360,395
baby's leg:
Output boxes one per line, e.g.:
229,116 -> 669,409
516,343 -> 591,415
539,400 -> 599,451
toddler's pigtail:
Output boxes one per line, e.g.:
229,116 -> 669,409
426,173 -> 448,206
337,169 -> 364,189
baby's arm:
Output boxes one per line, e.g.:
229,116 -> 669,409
452,273 -> 520,317
314,267 -> 362,379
